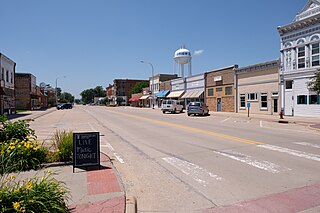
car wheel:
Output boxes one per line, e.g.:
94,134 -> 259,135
187,113 -> 191,116
173,108 -> 176,114
202,111 -> 205,116
162,111 -> 165,114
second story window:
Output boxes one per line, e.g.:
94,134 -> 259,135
297,46 -> 306,69
311,43 -> 320,67
10,72 -> 13,84
6,70 -> 9,82
1,68 -> 4,80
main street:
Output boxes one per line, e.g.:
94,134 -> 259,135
27,105 -> 320,212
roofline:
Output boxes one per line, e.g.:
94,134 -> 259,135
235,59 -> 280,74
206,65 -> 238,74
0,53 -> 16,65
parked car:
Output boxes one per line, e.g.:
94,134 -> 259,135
187,101 -> 209,116
57,103 -> 73,110
161,100 -> 184,114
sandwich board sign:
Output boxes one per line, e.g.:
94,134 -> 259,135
73,132 -> 100,172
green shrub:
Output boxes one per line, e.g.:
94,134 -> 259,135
0,170 -> 70,213
0,115 -> 8,123
52,130 -> 73,162
0,139 -> 48,175
0,120 -> 36,142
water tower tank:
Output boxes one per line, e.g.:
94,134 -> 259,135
174,47 -> 192,77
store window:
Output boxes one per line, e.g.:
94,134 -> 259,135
298,46 -> 306,69
240,94 -> 246,108
216,87 -> 223,92
285,80 -> 293,90
311,43 -> 320,67
225,86 -> 232,95
297,95 -> 307,104
260,93 -> 268,109
309,95 -> 320,104
247,93 -> 258,101
207,88 -> 214,96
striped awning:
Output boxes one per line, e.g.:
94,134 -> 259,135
140,95 -> 150,100
181,89 -> 204,98
155,90 -> 170,98
167,91 -> 184,98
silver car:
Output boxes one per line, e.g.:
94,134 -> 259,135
187,102 -> 209,116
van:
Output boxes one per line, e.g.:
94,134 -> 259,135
161,100 -> 184,114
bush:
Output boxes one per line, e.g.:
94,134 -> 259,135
52,130 -> 73,162
0,170 -> 70,213
0,120 -> 36,142
0,115 -> 8,123
0,139 -> 48,175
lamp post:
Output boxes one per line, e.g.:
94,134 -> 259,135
55,76 -> 66,106
0,80 -> 4,115
140,61 -> 155,109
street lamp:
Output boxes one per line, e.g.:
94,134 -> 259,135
55,76 -> 66,106
140,60 -> 155,109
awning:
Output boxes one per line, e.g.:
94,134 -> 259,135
155,90 -> 170,98
167,91 -> 184,98
128,97 -> 141,102
140,95 -> 150,100
181,89 -> 204,98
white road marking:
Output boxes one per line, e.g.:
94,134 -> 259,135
258,144 -> 320,162
213,150 -> 290,174
113,152 -> 125,163
294,142 -> 320,149
221,117 -> 231,123
88,122 -> 97,131
162,157 -> 222,187
105,143 -> 115,151
260,120 -> 263,128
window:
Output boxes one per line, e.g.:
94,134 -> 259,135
260,93 -> 268,109
216,87 -> 223,92
1,68 -> 4,80
225,86 -> 232,95
208,88 -> 214,96
309,95 -> 320,104
298,46 -> 306,69
240,94 -> 246,108
311,43 -> 320,67
10,72 -> 13,84
6,70 -> 9,82
297,95 -> 307,104
247,93 -> 258,101
285,80 -> 293,89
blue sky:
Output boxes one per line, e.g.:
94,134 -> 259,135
1,0 -> 306,98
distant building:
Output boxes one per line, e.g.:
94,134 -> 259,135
113,79 -> 148,105
278,0 -> 320,116
235,60 -> 280,115
15,73 -> 40,110
0,53 -> 16,114
150,74 -> 178,107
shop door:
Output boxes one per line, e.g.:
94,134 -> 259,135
217,98 -> 222,112
273,98 -> 278,114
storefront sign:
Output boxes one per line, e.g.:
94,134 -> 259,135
214,76 -> 222,81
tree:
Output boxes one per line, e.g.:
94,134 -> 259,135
60,92 -> 75,103
93,86 -> 106,97
129,82 -> 149,97
308,69 -> 320,95
80,89 -> 95,104
116,97 -> 124,105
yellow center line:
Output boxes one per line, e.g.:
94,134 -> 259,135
106,109 -> 264,145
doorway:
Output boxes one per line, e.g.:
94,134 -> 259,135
273,98 -> 278,114
217,98 -> 222,112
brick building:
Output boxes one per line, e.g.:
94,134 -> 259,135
206,65 -> 238,112
113,79 -> 148,105
15,73 -> 39,110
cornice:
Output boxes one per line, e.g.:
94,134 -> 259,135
235,60 -> 280,75
278,14 -> 320,36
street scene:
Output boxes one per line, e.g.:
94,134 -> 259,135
1,0 -> 320,212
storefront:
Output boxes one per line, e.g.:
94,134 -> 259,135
182,74 -> 205,106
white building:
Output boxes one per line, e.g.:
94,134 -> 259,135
278,0 -> 320,116
0,53 -> 16,114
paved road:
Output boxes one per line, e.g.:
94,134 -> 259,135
24,106 -> 320,212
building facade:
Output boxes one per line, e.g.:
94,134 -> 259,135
150,74 -> 178,107
15,73 -> 39,110
235,60 -> 280,115
181,74 -> 206,106
113,79 -> 148,105
278,0 -> 320,116
206,65 -> 238,112
0,53 -> 16,114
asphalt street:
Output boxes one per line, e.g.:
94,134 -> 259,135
23,106 -> 320,212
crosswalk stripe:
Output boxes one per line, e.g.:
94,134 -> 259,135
294,142 -> 320,149
213,150 -> 290,174
258,144 -> 320,162
162,157 -> 222,187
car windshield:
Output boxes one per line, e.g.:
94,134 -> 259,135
190,102 -> 200,106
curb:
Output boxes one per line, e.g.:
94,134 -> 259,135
126,196 -> 137,213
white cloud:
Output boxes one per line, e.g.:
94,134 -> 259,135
194,49 -> 204,56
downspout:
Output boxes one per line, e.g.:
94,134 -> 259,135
233,65 -> 238,113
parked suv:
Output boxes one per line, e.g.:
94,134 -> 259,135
161,100 -> 184,114
57,103 -> 73,110
187,101 -> 209,116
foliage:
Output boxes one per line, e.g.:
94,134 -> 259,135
100,97 -> 109,105
308,69 -> 320,95
0,139 -> 48,175
48,97 -> 56,107
0,170 -> 69,213
59,92 -> 75,103
80,86 -> 106,104
0,120 -> 36,142
74,99 -> 81,104
129,82 -> 149,97
116,97 -> 124,105
0,115 -> 8,123
52,130 -> 73,162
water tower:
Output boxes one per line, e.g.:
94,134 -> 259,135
174,47 -> 192,77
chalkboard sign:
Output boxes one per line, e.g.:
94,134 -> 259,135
73,132 -> 100,172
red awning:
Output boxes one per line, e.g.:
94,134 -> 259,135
128,97 -> 141,102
